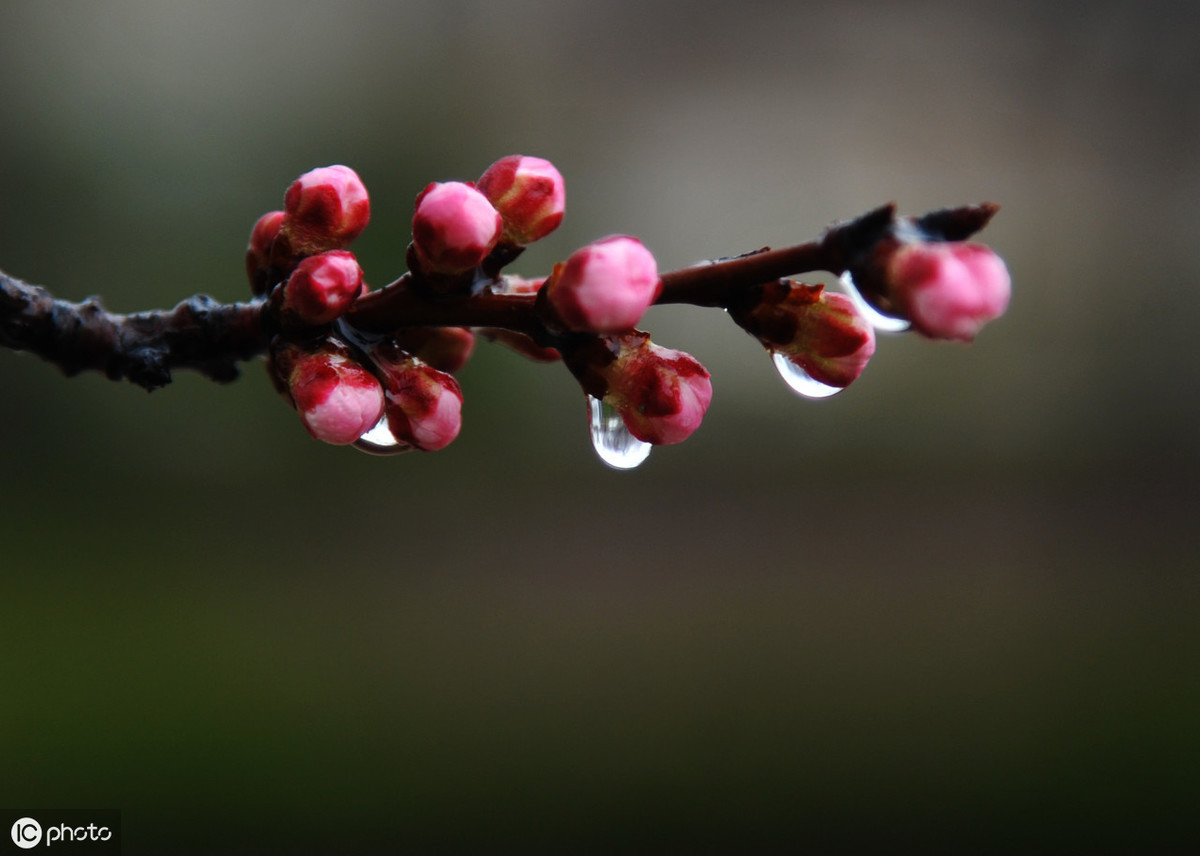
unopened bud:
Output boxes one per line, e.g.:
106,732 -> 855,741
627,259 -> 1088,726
477,155 -> 566,244
246,210 -> 285,296
731,281 -> 875,388
371,345 -> 464,451
545,236 -> 661,333
411,181 -> 503,275
276,250 -> 363,325
280,165 -> 371,255
570,333 -> 711,445
616,339 -> 711,445
886,241 -> 1011,341
284,347 -> 384,446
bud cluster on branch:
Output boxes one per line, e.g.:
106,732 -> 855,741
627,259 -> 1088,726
0,155 -> 1010,468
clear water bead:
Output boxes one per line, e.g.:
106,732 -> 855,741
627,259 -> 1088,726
771,352 -> 843,399
353,415 -> 411,455
588,396 -> 652,470
839,272 -> 911,333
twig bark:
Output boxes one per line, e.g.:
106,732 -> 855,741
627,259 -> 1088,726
1,272 -> 268,389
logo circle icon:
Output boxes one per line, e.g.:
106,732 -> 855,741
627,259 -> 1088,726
11,817 -> 42,849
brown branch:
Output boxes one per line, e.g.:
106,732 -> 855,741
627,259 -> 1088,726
348,274 -> 541,337
657,242 -> 832,308
345,204 -> 911,335
1,202 -> 997,390
1,270 -> 269,390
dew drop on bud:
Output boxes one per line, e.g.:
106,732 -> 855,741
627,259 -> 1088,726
353,415 -> 412,456
771,352 -> 842,399
588,396 -> 651,470
840,272 -> 911,333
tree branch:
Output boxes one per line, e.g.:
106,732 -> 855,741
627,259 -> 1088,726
1,202 -> 997,391
1,270 -> 268,390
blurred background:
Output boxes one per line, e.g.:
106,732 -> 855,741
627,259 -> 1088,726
1,1 -> 1197,851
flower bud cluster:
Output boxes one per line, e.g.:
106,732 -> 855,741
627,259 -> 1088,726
270,335 -> 469,454
252,166 -> 475,451
409,155 -> 567,282
240,154 -> 1009,467
246,164 -> 371,305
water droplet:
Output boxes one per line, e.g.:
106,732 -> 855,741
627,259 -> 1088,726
772,352 -> 843,399
588,396 -> 652,470
354,415 -> 411,456
839,272 -> 911,333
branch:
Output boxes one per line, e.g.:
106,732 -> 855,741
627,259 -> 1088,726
0,202 -> 999,390
1,270 -> 268,390
1,154 -> 1011,467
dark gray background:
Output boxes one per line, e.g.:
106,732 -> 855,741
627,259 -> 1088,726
2,1 -> 1196,851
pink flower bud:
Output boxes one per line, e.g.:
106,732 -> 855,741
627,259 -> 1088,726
411,181 -> 503,275
616,342 -> 711,445
371,346 -> 464,451
731,281 -> 875,388
246,210 -> 285,295
546,236 -> 661,333
278,250 -> 363,325
576,333 -> 711,445
886,242 -> 1011,341
477,155 -> 566,244
285,349 -> 384,446
783,291 -> 875,388
281,165 -> 371,255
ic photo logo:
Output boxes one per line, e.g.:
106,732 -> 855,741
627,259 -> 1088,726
10,819 -> 40,850
3,812 -> 119,853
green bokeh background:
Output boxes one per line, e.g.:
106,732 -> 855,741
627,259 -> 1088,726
2,1 -> 1197,852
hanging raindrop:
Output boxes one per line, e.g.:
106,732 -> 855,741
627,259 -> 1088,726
839,272 -> 911,333
588,396 -> 651,470
771,352 -> 842,399
353,415 -> 412,455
